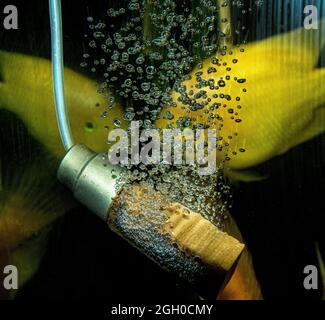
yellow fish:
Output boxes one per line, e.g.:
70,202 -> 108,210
156,24 -> 325,180
0,112 -> 76,299
0,50 -> 127,159
0,51 -> 129,298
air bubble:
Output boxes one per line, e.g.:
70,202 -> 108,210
113,119 -> 121,127
146,66 -> 156,75
218,80 -> 226,87
141,82 -> 151,92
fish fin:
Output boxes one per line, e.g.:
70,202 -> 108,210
258,19 -> 325,70
225,168 -> 267,183
315,242 -> 325,300
0,111 -> 76,293
0,110 -> 75,251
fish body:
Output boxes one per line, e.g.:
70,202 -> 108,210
156,24 -> 325,179
0,50 -> 127,158
0,50 -> 127,298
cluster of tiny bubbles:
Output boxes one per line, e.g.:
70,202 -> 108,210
82,0 -> 252,224
108,181 -> 216,285
170,51 -> 248,162
81,0 -> 225,123
115,159 -> 230,229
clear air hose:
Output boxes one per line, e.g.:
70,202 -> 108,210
49,0 -> 74,151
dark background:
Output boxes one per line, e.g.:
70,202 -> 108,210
0,0 -> 324,300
